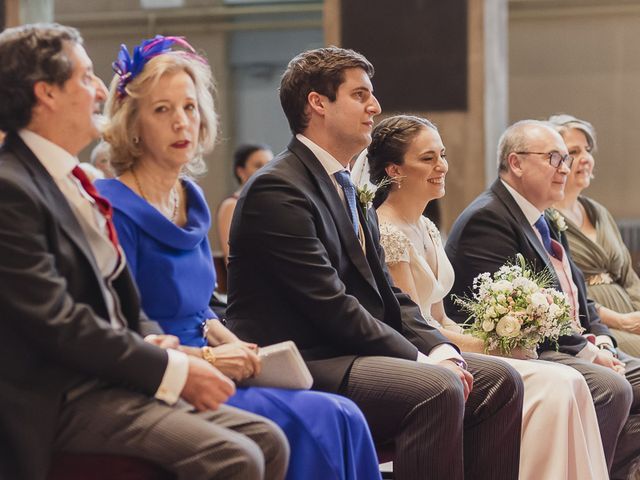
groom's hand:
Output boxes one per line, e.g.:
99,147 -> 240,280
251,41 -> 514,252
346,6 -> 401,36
439,359 -> 474,401
181,356 -> 236,411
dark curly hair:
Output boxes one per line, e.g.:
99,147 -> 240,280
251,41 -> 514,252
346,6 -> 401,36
279,47 -> 374,134
0,23 -> 82,132
368,115 -> 437,207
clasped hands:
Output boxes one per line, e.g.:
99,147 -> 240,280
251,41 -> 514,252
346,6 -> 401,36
145,333 -> 262,411
617,311 -> 640,334
594,348 -> 626,376
190,341 -> 262,382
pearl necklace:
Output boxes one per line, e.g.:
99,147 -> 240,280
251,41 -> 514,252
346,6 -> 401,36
131,168 -> 179,223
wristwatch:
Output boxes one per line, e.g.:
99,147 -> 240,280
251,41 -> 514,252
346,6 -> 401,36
598,343 -> 618,359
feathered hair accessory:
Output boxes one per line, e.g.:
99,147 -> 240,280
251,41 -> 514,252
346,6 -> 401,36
112,35 -> 205,98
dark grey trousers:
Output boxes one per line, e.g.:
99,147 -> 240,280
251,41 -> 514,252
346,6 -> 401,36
341,353 -> 524,480
53,386 -> 290,480
540,349 -> 640,480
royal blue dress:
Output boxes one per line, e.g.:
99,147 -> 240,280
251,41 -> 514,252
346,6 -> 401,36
97,178 -> 381,480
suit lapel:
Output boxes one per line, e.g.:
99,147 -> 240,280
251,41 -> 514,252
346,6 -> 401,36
360,207 -> 394,307
288,139 -> 379,292
7,134 -> 110,300
491,180 -> 559,284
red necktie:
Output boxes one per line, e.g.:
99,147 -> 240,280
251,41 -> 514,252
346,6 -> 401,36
71,165 -> 120,252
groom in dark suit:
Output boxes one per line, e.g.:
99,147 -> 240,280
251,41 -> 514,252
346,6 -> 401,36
227,46 -> 524,480
444,119 -> 640,479
0,24 -> 288,480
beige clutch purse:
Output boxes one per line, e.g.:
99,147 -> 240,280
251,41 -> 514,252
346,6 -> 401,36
239,341 -> 313,390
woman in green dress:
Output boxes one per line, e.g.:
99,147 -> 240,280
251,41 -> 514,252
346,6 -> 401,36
550,114 -> 640,356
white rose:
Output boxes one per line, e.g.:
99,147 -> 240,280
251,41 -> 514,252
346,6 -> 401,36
495,305 -> 508,315
514,277 -> 536,293
548,303 -> 560,318
486,306 -> 496,318
482,319 -> 495,332
530,292 -> 548,308
496,294 -> 506,303
496,316 -> 521,338
491,280 -> 513,293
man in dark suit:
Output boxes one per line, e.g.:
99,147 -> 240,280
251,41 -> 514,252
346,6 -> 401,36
227,46 -> 524,480
0,24 -> 288,480
445,119 -> 640,479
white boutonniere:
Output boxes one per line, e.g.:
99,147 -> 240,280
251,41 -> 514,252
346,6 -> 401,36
547,209 -> 568,233
356,184 -> 376,211
356,176 -> 400,212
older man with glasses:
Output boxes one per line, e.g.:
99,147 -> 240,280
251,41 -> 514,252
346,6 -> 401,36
444,119 -> 640,480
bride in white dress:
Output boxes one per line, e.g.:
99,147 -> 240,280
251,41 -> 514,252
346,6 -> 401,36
354,114 -> 609,480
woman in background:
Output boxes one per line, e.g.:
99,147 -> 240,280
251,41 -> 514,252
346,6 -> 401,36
217,143 -> 272,263
90,139 -> 116,178
549,114 -> 640,356
97,35 -> 381,480
361,114 -> 609,480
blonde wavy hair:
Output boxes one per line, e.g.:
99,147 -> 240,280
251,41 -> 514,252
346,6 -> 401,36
103,51 -> 217,177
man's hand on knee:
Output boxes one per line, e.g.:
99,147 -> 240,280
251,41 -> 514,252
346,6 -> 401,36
439,359 -> 474,401
594,350 -> 626,376
181,356 -> 236,411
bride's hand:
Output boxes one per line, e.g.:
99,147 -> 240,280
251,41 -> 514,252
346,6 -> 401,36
490,346 -> 538,360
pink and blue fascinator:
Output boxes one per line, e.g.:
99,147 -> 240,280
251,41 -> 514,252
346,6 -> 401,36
112,35 -> 205,98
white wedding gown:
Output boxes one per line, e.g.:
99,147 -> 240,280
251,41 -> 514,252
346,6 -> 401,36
379,217 -> 609,480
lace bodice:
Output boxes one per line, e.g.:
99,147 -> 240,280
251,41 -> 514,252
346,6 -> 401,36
379,217 -> 457,330
379,223 -> 413,263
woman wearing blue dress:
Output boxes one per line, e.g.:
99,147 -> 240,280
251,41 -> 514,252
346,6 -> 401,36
97,35 -> 381,480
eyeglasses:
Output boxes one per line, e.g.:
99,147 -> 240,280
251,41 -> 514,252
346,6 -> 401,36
515,151 -> 574,169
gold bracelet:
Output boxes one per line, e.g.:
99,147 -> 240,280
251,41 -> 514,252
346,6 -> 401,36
201,346 -> 217,366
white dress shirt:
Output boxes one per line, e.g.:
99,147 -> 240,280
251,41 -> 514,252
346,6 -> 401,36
19,129 -> 188,404
297,134 -> 464,366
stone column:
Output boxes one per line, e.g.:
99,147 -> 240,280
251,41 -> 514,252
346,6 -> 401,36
3,0 -> 53,26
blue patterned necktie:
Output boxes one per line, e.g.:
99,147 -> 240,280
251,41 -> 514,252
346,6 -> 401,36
334,170 -> 359,236
534,215 -> 554,256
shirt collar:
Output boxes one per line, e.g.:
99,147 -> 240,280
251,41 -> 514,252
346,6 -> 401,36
18,129 -> 79,179
296,133 -> 349,177
500,179 -> 543,226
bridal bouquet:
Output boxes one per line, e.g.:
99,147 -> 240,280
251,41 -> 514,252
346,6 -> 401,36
453,255 -> 575,356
